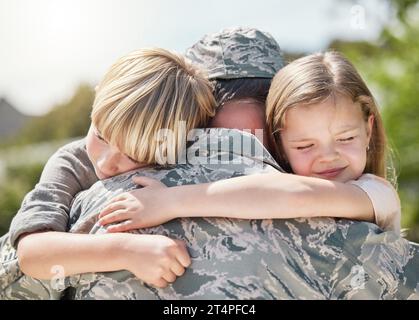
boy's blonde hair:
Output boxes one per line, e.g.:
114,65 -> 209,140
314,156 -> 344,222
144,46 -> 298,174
91,48 -> 216,165
266,51 -> 392,180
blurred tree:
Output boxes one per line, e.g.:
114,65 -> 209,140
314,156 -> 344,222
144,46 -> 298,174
331,0 -> 419,241
1,84 -> 94,147
391,0 -> 419,20
0,84 -> 93,235
0,163 -> 43,236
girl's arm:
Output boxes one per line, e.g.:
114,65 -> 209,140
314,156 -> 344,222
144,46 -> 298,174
168,172 -> 375,222
17,231 -> 191,288
347,174 -> 401,233
98,172 -> 376,232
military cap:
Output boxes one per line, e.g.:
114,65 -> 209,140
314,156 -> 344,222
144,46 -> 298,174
185,26 -> 284,79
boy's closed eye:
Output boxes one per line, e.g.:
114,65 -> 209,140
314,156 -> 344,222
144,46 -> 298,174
94,129 -> 107,143
126,155 -> 140,164
94,128 -> 140,164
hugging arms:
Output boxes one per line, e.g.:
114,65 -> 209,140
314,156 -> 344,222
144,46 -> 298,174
20,129 -> 419,299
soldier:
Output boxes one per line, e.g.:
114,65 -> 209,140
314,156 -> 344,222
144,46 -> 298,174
65,28 -> 419,299
185,26 -> 285,153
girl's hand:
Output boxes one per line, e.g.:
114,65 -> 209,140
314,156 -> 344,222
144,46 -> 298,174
122,234 -> 191,288
98,176 -> 172,232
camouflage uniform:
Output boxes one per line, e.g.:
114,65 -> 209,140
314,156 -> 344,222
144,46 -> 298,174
0,233 -> 63,299
63,129 -> 418,300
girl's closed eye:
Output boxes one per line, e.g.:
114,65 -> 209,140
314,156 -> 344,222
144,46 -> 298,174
296,144 -> 314,150
338,136 -> 356,142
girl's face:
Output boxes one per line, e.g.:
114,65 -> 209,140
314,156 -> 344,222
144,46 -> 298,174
85,124 -> 146,179
280,95 -> 374,182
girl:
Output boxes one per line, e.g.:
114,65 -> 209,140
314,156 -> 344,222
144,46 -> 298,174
8,47 -> 216,289
97,51 -> 400,235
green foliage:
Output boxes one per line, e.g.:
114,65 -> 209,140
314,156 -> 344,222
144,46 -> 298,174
390,0 -> 419,21
0,84 -> 93,235
0,163 -> 44,236
331,1 -> 419,241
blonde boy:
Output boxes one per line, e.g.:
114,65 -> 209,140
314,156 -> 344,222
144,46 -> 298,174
3,47 -> 216,293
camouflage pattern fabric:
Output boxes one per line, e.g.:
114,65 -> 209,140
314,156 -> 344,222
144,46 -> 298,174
67,129 -> 419,299
0,233 -> 63,300
68,220 -> 419,300
185,27 -> 285,80
1,129 -> 418,299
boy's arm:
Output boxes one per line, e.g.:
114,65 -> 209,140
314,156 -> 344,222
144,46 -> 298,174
17,231 -> 190,288
9,139 -> 98,248
17,232 -> 126,279
167,172 -> 375,222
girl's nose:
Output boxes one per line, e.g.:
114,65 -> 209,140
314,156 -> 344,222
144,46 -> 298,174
319,145 -> 340,162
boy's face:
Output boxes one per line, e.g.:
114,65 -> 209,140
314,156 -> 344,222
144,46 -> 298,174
85,124 -> 145,179
279,95 -> 374,182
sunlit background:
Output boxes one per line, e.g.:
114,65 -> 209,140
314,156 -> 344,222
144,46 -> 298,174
0,0 -> 418,241
1,0 -> 390,116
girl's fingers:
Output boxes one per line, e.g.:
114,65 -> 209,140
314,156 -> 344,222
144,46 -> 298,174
98,201 -> 126,218
105,220 -> 135,233
170,261 -> 186,277
108,194 -> 129,203
99,210 -> 129,226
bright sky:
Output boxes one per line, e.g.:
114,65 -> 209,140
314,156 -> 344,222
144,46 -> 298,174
0,0 -> 390,116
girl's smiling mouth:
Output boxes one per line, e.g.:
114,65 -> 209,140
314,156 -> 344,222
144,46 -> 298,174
315,166 -> 347,179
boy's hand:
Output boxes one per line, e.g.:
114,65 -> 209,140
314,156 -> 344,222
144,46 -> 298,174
122,235 -> 191,288
98,176 -> 172,232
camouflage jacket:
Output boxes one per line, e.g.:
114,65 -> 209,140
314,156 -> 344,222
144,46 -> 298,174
1,129 -> 418,299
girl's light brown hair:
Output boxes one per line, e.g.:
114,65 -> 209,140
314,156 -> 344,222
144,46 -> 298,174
91,48 -> 216,165
266,51 -> 392,180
